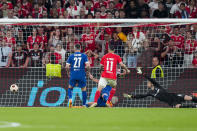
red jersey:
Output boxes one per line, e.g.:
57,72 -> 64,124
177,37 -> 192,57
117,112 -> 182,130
100,53 -> 122,80
4,37 -> 16,47
192,58 -> 197,66
81,33 -> 96,51
184,40 -> 197,54
88,56 -> 95,67
170,34 -> 184,49
94,1 -> 108,9
27,35 -> 42,50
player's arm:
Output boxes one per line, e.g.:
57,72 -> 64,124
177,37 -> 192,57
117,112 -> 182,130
119,62 -> 130,74
86,61 -> 91,75
120,69 -> 127,77
65,63 -> 70,77
89,73 -> 99,83
136,67 -> 163,89
123,93 -> 151,99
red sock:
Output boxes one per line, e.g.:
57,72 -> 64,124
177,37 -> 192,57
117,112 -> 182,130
94,90 -> 101,102
108,88 -> 116,101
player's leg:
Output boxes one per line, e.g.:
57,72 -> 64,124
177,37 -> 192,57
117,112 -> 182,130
68,79 -> 76,108
184,95 -> 197,103
94,77 -> 108,102
68,85 -> 74,108
106,79 -> 117,107
78,78 -> 87,106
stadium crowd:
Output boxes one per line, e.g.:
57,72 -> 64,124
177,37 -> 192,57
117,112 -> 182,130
0,0 -> 197,19
0,0 -> 197,68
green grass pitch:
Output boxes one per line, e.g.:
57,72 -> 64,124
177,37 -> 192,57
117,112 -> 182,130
0,107 -> 196,131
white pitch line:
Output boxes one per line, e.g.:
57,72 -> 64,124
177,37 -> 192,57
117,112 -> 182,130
0,121 -> 21,128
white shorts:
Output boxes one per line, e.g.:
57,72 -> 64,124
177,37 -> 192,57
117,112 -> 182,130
98,77 -> 117,88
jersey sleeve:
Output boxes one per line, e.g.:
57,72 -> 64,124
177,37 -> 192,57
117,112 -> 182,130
117,55 -> 122,64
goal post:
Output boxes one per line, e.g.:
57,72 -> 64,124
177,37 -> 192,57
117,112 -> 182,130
0,19 -> 197,107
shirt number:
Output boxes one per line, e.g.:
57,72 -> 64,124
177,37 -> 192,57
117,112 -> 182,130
106,60 -> 113,71
74,57 -> 81,68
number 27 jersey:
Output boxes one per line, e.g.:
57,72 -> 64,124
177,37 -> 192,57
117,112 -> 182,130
66,52 -> 89,78
100,53 -> 122,80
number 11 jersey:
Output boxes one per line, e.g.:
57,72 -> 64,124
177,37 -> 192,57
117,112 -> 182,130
100,53 -> 122,80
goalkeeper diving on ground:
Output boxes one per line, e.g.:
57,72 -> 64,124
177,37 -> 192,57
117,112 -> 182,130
123,67 -> 197,108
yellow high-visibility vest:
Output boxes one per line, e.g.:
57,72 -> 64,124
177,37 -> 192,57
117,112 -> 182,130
46,64 -> 61,78
151,65 -> 164,78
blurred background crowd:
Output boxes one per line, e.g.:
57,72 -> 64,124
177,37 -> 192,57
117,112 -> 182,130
0,0 -> 197,69
0,0 -> 197,19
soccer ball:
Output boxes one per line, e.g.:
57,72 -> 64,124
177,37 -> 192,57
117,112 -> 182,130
10,84 -> 19,92
111,96 -> 119,105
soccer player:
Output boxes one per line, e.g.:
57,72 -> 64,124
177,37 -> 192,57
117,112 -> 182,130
89,69 -> 127,107
123,67 -> 197,108
91,44 -> 130,107
66,44 -> 90,107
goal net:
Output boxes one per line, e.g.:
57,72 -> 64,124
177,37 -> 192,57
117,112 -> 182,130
0,19 -> 197,107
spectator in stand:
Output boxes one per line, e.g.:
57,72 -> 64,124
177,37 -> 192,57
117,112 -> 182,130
22,0 -> 32,14
56,0 -> 64,17
95,29 -> 111,57
175,3 -> 189,18
81,27 -> 96,52
2,2 -> 7,18
107,11 -> 113,19
137,0 -> 150,18
11,44 -> 29,68
186,0 -> 197,18
50,7 -> 58,18
124,0 -> 138,18
38,26 -> 48,51
161,39 -> 182,67
100,5 -> 107,19
110,32 -> 125,58
15,29 -> 25,50
63,10 -> 70,18
43,45 -> 62,65
67,0 -> 80,18
114,9 -> 120,18
108,1 -> 115,14
55,43 -> 66,65
4,9 -> 18,19
153,2 -> 169,18
137,39 -> 160,67
192,52 -> 197,67
119,9 -> 126,18
0,10 -> 3,18
171,26 -> 184,66
65,27 -> 79,51
79,7 -> 86,19
149,0 -> 159,17
4,29 -> 16,49
85,49 -> 99,67
94,10 -> 101,18
28,43 -> 43,67
0,39 -> 12,67
49,28 -> 63,47
166,0 -> 173,12
85,0 -> 94,16
183,31 -> 197,67
27,28 -> 42,51
94,0 -> 108,10
32,3 -> 40,18
170,0 -> 182,18
171,26 -> 185,49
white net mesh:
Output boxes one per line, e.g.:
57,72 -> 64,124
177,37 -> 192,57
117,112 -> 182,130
0,19 -> 197,107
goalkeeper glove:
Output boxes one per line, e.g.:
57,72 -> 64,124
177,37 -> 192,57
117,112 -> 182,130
136,67 -> 142,74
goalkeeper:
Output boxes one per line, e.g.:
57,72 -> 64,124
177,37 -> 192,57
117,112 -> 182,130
123,67 -> 197,108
